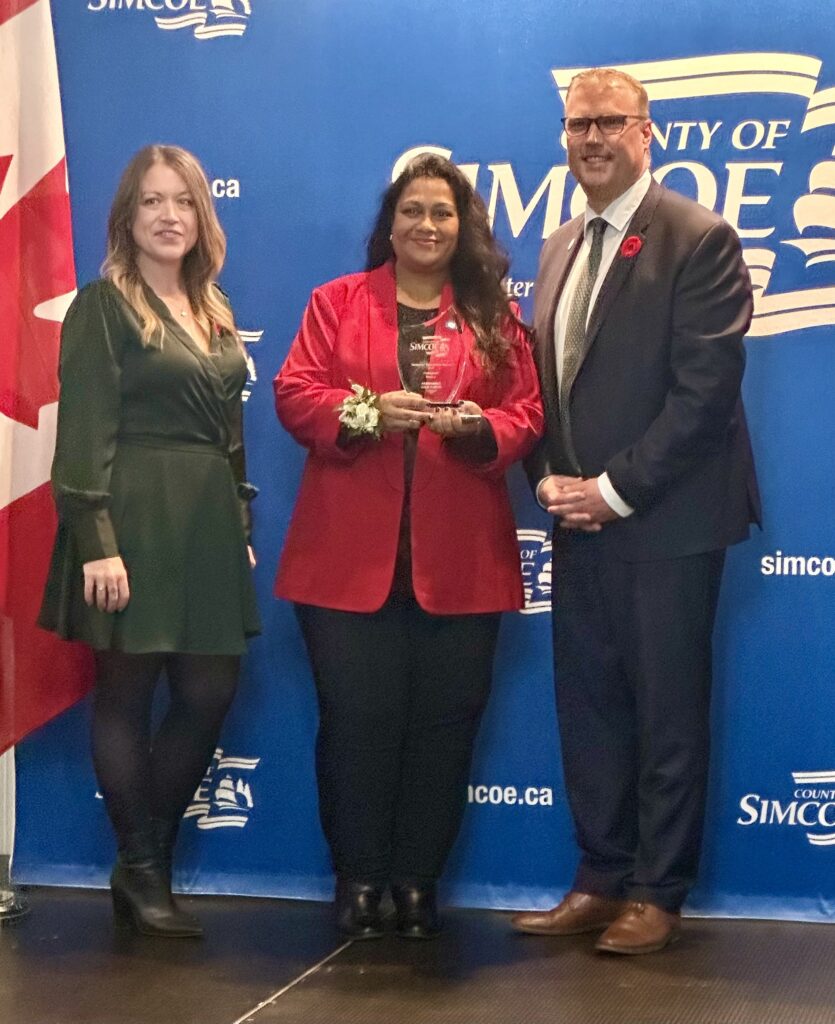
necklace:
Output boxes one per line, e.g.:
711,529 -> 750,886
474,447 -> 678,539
158,293 -> 189,318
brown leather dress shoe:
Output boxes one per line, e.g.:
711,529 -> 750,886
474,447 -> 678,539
511,892 -> 626,935
595,901 -> 681,954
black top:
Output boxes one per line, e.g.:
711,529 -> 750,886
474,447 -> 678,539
391,304 -> 440,595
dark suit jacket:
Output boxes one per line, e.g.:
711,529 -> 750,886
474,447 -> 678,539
525,179 -> 761,561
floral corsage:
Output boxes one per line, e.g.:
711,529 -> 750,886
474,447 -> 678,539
338,382 -> 383,440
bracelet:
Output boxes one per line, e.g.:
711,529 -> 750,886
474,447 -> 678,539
337,383 -> 383,440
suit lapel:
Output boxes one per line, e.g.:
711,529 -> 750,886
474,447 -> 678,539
536,217 -> 584,419
580,181 -> 663,369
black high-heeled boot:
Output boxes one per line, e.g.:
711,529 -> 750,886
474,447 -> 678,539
392,883 -> 441,939
335,879 -> 384,940
148,815 -> 203,934
149,817 -> 179,885
110,830 -> 202,938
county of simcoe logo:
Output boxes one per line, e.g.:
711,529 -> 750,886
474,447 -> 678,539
737,770 -> 835,847
517,528 -> 552,614
183,747 -> 261,829
87,1 -> 252,41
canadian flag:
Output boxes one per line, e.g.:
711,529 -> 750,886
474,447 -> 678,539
0,0 -> 93,755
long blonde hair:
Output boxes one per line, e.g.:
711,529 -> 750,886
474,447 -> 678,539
102,144 -> 238,346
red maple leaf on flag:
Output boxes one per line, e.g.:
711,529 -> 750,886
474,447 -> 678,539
1,0 -> 93,755
0,154 -> 12,195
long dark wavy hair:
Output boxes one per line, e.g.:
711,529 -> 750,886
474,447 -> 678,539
366,154 -> 523,369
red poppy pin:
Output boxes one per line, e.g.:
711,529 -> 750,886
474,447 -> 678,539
620,235 -> 643,258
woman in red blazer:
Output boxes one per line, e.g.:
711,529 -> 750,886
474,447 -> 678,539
274,154 -> 542,939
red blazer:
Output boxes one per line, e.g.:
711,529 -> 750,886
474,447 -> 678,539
274,262 -> 543,614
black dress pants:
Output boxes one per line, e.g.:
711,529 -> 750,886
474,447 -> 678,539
552,536 -> 726,912
296,595 -> 500,887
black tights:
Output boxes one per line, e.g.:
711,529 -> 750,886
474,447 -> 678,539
92,651 -> 239,848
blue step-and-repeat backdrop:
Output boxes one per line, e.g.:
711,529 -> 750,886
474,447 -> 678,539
15,0 -> 835,920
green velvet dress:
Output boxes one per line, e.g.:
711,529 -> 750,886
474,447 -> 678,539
38,279 -> 261,654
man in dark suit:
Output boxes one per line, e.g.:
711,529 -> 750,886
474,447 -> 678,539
511,68 -> 760,954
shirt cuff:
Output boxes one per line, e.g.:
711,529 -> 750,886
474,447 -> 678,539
72,506 -> 119,563
535,476 -> 552,510
598,472 -> 634,518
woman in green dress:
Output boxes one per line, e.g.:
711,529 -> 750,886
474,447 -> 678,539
39,145 -> 260,937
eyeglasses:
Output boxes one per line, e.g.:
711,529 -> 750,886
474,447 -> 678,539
561,115 -> 647,137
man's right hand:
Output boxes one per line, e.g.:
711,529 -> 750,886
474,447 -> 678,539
537,475 -> 603,533
379,390 -> 432,433
83,556 -> 130,613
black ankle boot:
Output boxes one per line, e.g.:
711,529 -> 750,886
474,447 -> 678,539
392,883 -> 441,939
335,879 -> 384,940
149,817 -> 179,885
110,831 -> 202,938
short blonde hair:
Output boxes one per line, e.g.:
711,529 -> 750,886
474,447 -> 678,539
566,68 -> 650,119
102,145 -> 237,346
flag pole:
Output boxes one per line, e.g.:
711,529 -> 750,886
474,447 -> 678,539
0,747 -> 28,923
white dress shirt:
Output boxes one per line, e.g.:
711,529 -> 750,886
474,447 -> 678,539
539,169 -> 652,517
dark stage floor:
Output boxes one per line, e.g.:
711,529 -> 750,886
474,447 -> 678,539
1,888 -> 834,1024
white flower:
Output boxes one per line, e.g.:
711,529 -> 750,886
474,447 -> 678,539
337,382 -> 383,439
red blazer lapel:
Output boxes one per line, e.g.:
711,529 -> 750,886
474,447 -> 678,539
366,263 -> 404,395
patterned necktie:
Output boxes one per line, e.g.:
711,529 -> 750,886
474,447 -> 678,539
559,216 -> 607,469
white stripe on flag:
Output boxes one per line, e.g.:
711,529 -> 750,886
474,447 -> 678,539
0,0 -> 66,222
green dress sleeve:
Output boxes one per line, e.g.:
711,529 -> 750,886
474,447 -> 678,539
214,285 -> 257,543
228,398 -> 257,544
51,281 -> 125,563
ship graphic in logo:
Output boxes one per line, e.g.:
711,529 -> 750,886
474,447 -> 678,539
183,748 -> 261,829
156,0 -> 251,41
517,528 -> 552,615
783,153 -> 835,271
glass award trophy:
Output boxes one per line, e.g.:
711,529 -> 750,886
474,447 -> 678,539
397,306 -> 467,407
